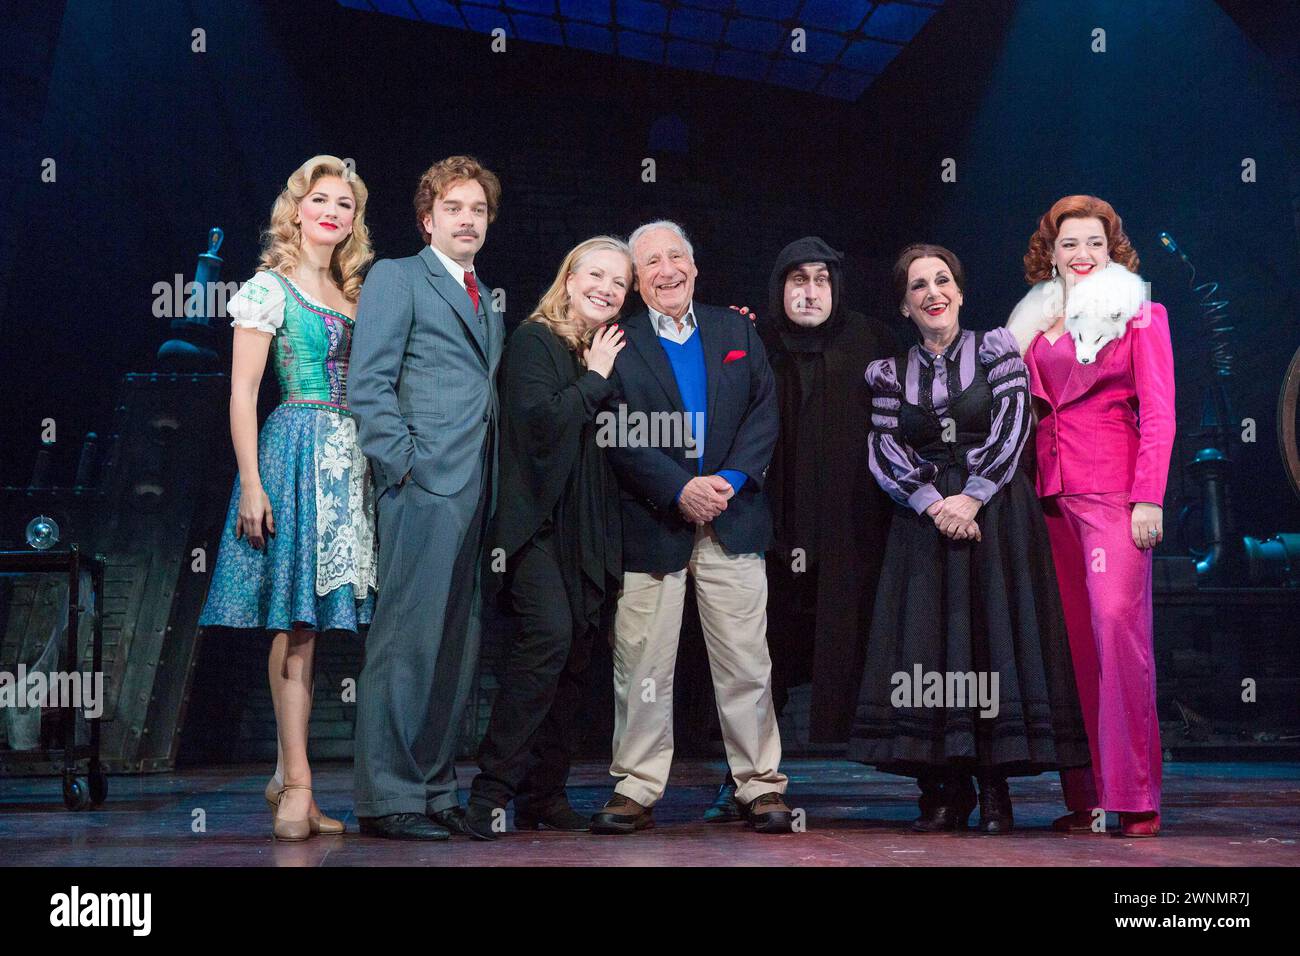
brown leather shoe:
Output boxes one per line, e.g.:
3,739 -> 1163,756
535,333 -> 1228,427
590,794 -> 654,834
745,791 -> 794,833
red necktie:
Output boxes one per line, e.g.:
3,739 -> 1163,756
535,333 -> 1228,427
464,270 -> 481,313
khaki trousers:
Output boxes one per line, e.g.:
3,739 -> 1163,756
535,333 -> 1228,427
610,524 -> 787,806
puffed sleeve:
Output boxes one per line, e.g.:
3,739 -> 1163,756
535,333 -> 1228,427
227,271 -> 286,335
866,357 -> 941,514
962,327 -> 1031,502
1128,302 -> 1176,505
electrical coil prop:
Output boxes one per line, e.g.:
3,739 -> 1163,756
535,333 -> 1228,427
1280,344 -> 1300,501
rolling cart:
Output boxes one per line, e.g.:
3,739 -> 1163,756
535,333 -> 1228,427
0,544 -> 107,809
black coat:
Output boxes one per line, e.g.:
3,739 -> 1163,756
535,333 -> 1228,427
606,304 -> 779,573
761,308 -> 898,742
492,320 -> 621,632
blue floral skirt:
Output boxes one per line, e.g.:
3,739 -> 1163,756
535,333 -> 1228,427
199,404 -> 377,634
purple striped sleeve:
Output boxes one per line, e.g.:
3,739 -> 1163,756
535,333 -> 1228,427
866,358 -> 940,512
963,328 -> 1031,501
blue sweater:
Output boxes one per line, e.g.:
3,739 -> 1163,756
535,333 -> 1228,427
658,331 -> 747,499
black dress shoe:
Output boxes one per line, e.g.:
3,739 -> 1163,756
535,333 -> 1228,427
462,803 -> 500,841
515,805 -> 590,832
1051,810 -> 1097,833
911,775 -> 976,833
429,806 -> 473,837
703,773 -> 741,822
977,775 -> 1014,835
590,794 -> 654,834
744,792 -> 794,833
358,813 -> 450,841
914,774 -> 944,826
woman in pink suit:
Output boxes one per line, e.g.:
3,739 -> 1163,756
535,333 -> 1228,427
1006,195 -> 1176,838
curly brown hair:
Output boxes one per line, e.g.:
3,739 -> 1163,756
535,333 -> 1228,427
413,155 -> 501,244
1023,195 -> 1139,284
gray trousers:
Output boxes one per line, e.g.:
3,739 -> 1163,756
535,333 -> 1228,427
353,450 -> 489,818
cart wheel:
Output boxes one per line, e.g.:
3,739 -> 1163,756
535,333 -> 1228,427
89,764 -> 108,807
63,774 -> 92,811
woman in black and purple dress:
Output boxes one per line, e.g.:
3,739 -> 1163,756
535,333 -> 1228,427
848,244 -> 1089,834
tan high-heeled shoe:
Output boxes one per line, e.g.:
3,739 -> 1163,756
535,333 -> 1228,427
309,811 -> 346,836
267,776 -> 345,835
272,785 -> 314,842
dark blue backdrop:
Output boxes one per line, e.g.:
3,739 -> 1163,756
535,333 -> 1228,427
3,0 -> 1299,541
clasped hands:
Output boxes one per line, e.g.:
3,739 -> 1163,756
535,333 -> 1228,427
926,493 -> 982,542
678,474 -> 735,525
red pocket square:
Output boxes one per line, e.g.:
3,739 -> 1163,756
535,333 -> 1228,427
723,349 -> 747,364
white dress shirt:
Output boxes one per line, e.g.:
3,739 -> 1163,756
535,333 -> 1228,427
648,302 -> 698,344
430,243 -> 473,291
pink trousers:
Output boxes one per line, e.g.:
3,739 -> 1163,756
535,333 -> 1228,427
1041,492 -> 1162,813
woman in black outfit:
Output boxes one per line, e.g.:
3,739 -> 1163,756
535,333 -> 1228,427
849,243 -> 1090,834
464,236 -> 631,839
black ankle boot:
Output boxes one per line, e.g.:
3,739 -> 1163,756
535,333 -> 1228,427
913,774 -> 943,829
912,774 -> 976,832
977,774 -> 1013,834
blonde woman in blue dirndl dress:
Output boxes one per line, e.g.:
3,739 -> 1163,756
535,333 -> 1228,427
200,156 -> 377,841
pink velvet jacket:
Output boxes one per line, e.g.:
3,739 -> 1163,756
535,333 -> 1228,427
1025,303 -> 1176,505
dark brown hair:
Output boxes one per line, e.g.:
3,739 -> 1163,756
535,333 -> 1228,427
892,243 -> 965,304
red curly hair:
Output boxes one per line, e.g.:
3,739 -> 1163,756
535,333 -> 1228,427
413,155 -> 501,244
1023,195 -> 1139,284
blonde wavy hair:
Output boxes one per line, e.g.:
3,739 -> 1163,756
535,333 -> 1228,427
527,236 -> 633,361
259,155 -> 373,302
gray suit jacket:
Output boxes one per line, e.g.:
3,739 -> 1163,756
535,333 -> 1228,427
350,245 -> 504,498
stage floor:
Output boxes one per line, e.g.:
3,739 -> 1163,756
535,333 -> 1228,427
1,759 -> 1296,867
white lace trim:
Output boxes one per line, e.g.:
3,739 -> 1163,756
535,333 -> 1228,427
314,414 -> 377,597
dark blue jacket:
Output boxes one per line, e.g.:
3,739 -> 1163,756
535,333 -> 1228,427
606,303 -> 778,573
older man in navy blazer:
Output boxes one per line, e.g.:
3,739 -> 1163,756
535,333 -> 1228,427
591,220 -> 791,834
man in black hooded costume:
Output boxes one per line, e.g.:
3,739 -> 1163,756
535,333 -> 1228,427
705,236 -> 898,819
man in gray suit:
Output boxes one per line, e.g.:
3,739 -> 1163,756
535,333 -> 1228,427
349,156 -> 504,841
